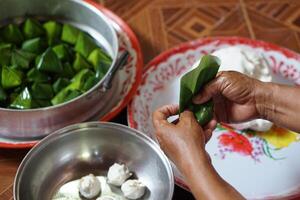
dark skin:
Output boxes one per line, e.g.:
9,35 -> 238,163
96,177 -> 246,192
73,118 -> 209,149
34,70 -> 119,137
153,71 -> 300,200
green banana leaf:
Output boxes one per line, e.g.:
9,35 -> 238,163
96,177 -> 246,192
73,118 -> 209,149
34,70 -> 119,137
31,83 -> 54,99
53,78 -> 70,94
1,66 -> 23,89
61,62 -> 75,78
1,24 -> 24,44
22,38 -> 47,54
37,48 -> 63,73
61,24 -> 80,45
11,49 -> 35,69
23,18 -> 45,39
53,44 -> 72,62
73,53 -> 92,72
74,32 -> 97,58
43,21 -> 62,46
179,55 -> 220,125
10,87 -> 34,109
0,44 -> 12,66
27,68 -> 49,83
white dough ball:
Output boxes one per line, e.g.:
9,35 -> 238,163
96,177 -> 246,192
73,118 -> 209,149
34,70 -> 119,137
107,163 -> 132,186
121,179 -> 146,199
78,174 -> 101,199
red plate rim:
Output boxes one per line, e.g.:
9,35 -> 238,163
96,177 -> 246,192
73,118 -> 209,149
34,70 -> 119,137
127,36 -> 300,129
0,1 -> 143,149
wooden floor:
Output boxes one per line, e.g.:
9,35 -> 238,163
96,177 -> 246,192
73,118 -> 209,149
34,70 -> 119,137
1,0 -> 300,199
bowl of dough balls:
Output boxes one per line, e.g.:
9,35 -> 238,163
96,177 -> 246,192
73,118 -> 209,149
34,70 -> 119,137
14,122 -> 174,200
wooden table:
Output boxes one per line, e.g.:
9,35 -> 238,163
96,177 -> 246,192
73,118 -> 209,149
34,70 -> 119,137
1,0 -> 300,199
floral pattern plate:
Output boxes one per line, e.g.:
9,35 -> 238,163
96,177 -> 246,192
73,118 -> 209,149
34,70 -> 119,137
128,37 -> 300,199
0,1 -> 143,149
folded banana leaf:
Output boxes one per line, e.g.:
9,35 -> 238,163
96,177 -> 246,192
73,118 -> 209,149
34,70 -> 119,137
53,78 -> 70,94
1,24 -> 24,44
73,53 -> 92,72
179,55 -> 220,125
27,68 -> 49,83
74,32 -> 97,58
11,49 -> 35,69
1,66 -> 23,89
23,18 -> 45,39
88,48 -> 111,79
10,87 -> 34,109
0,44 -> 12,66
31,83 -> 54,99
61,24 -> 80,45
37,48 -> 63,73
22,38 -> 47,54
53,44 -> 72,62
43,21 -> 62,46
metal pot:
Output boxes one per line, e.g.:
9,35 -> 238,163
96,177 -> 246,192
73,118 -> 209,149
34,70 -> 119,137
0,0 -> 121,139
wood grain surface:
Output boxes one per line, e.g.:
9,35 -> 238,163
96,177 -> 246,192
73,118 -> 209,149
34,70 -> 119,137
1,0 -> 300,199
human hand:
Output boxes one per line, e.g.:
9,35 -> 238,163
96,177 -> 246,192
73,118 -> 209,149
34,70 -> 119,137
152,104 -> 212,174
193,71 -> 266,124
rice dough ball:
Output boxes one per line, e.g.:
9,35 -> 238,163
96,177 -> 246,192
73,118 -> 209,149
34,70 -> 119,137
78,174 -> 101,199
107,163 -> 132,186
121,179 -> 146,199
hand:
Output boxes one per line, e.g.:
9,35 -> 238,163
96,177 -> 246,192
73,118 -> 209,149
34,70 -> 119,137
153,105 -> 245,200
193,71 -> 266,124
152,104 -> 212,174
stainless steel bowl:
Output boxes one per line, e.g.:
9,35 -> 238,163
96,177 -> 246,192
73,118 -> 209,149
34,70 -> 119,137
0,0 -> 120,139
14,122 -> 174,200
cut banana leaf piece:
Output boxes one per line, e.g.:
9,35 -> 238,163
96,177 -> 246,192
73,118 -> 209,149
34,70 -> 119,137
64,90 -> 82,102
62,62 -> 75,78
10,87 -> 33,109
35,99 -> 52,107
61,24 -> 80,45
73,53 -> 92,72
74,32 -> 97,58
0,86 -> 7,102
43,21 -> 62,46
22,38 -> 47,54
2,66 -> 22,89
88,48 -> 112,65
69,69 -> 94,90
23,18 -> 45,39
53,44 -> 71,62
179,55 -> 220,125
31,83 -> 54,99
53,78 -> 70,94
27,68 -> 49,83
1,24 -> 24,44
11,49 -> 35,69
37,48 -> 63,73
0,44 -> 12,66
88,48 -> 111,79
82,76 -> 98,91
95,60 -> 111,80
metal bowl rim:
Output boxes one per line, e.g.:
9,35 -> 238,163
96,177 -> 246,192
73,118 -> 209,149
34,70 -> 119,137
0,0 -> 119,113
13,121 -> 174,200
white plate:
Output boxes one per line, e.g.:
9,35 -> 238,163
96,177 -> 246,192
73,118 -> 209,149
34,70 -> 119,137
128,37 -> 300,199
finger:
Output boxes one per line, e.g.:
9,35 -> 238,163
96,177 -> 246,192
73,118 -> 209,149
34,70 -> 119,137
204,119 -> 217,130
179,110 -> 198,124
152,104 -> 179,127
204,129 -> 213,143
192,71 -> 226,104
